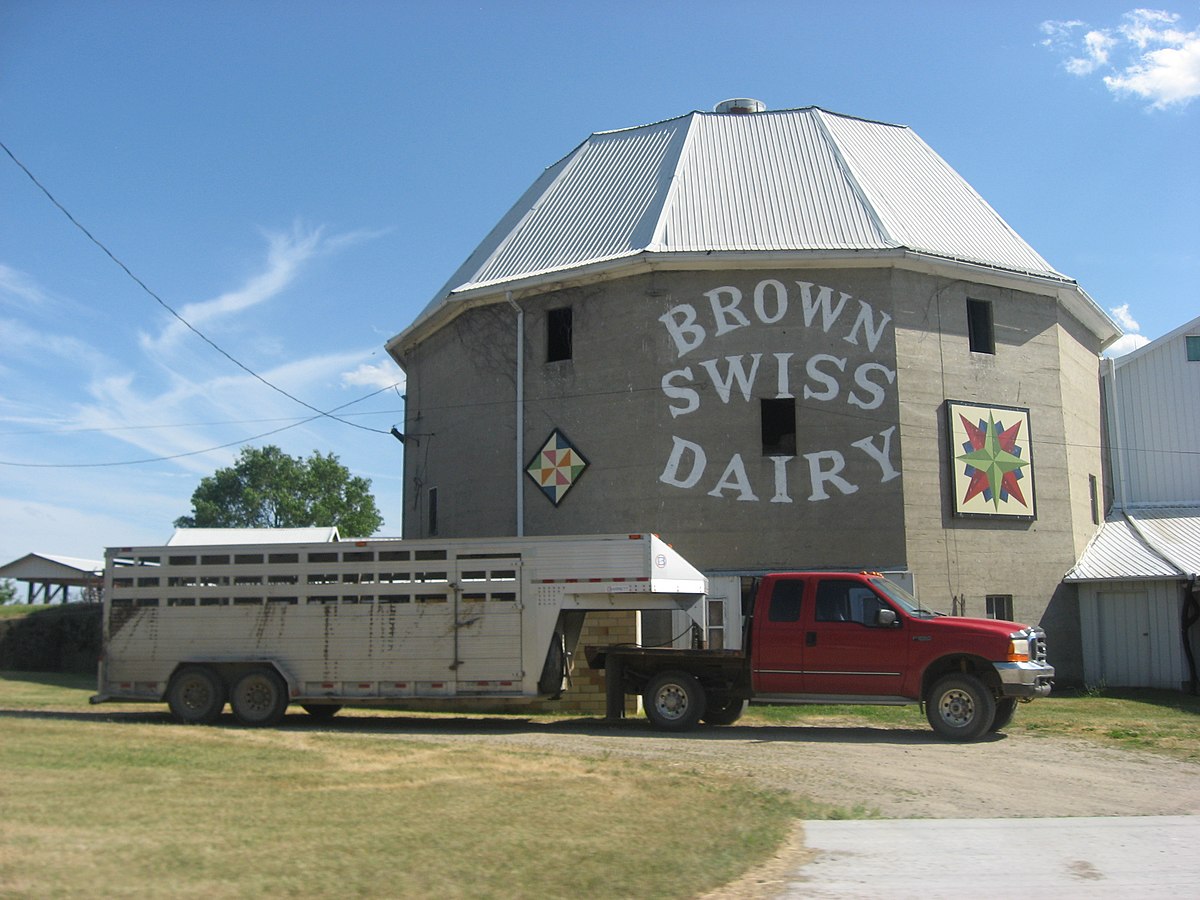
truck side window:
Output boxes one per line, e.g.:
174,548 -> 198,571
817,580 -> 894,626
767,579 -> 804,622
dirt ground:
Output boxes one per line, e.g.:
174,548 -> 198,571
336,711 -> 1199,899
331,712 -> 1200,820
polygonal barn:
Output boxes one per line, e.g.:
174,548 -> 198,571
387,101 -> 1120,682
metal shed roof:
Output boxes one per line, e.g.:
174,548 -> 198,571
392,104 -> 1118,354
164,527 -> 341,546
1065,507 -> 1200,582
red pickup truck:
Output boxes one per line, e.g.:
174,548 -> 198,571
589,571 -> 1054,741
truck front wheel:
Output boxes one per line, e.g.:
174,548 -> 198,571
230,668 -> 289,727
644,671 -> 706,731
167,665 -> 225,725
925,674 -> 996,742
989,697 -> 1018,733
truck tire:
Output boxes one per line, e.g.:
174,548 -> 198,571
167,665 -> 225,725
644,671 -> 706,731
230,668 -> 289,727
701,696 -> 747,726
301,704 -> 342,721
989,697 -> 1018,733
925,673 -> 996,742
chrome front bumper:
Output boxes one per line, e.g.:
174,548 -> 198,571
994,660 -> 1055,698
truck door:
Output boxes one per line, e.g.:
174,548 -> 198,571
451,557 -> 525,690
750,577 -> 808,695
803,577 -> 907,697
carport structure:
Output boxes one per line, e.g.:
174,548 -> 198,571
0,553 -> 103,604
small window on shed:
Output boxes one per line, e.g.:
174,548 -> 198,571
761,398 -> 796,456
967,299 -> 995,355
1186,335 -> 1200,362
547,307 -> 573,362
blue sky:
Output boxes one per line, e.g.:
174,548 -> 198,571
1,1 -> 1197,569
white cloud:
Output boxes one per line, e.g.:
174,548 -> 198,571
1105,332 -> 1152,356
1042,8 -> 1200,109
342,359 -> 405,391
1109,302 -> 1141,331
0,263 -> 50,306
1103,303 -> 1151,357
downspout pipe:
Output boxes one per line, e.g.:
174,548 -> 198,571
506,292 -> 524,537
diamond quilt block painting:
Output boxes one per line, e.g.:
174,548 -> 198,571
526,429 -> 589,506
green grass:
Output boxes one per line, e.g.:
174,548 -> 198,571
0,603 -> 51,619
0,672 -> 833,899
741,688 -> 1200,762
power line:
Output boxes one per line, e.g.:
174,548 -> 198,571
0,137 -> 388,435
0,382 -> 403,469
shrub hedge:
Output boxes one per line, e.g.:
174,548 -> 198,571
0,603 -> 101,673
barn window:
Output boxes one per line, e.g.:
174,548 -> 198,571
967,299 -> 995,354
428,487 -> 438,536
1186,335 -> 1200,361
761,398 -> 796,455
547,307 -> 573,362
985,594 -> 1013,621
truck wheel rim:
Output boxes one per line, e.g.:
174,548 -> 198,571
181,679 -> 211,711
654,684 -> 688,719
937,688 -> 974,727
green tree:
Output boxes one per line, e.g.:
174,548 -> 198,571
1,578 -> 17,605
175,445 -> 383,537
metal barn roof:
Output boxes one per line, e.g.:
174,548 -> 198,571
393,104 -> 1117,353
1065,507 -> 1200,582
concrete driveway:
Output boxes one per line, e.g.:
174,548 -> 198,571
787,816 -> 1200,898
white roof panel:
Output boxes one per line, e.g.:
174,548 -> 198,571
165,527 -> 341,546
1065,507 -> 1200,581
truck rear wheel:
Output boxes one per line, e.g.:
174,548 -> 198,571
644,671 -> 706,731
230,668 -> 289,727
701,696 -> 747,726
925,674 -> 996,742
167,665 -> 225,725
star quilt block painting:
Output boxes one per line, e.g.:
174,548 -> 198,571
946,400 -> 1036,520
526,429 -> 589,507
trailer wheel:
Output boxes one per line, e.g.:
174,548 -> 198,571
301,704 -> 342,721
925,674 -> 996,742
989,697 -> 1018,733
167,665 -> 225,725
230,668 -> 289,727
701,696 -> 747,726
644,671 -> 706,731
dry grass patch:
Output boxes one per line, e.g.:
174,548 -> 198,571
1,673 -> 812,899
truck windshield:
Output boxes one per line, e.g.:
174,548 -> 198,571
869,577 -> 943,618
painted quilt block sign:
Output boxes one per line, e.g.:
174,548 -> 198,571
947,400 -> 1036,520
526,429 -> 589,506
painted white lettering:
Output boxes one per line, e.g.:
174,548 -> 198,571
661,368 -> 700,418
804,451 -> 859,501
753,279 -> 788,324
705,286 -> 750,337
773,352 -> 794,398
659,304 -> 706,358
802,354 -> 846,402
796,281 -> 850,332
707,454 -> 758,501
769,456 -> 794,503
844,300 -> 892,352
851,427 -> 900,483
847,362 -> 896,411
659,437 -> 707,489
699,354 -> 762,403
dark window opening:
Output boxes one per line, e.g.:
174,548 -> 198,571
547,307 -> 573,362
986,594 -> 1014,621
428,487 -> 438,537
761,398 -> 796,455
967,299 -> 995,354
1089,474 -> 1100,525
1186,335 -> 1200,362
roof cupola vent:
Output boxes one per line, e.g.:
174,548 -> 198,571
714,98 -> 766,114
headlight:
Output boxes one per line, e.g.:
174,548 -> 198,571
1007,632 -> 1031,662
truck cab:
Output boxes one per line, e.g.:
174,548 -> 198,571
747,573 -> 1052,738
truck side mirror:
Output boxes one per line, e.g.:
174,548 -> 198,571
876,608 -> 898,627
